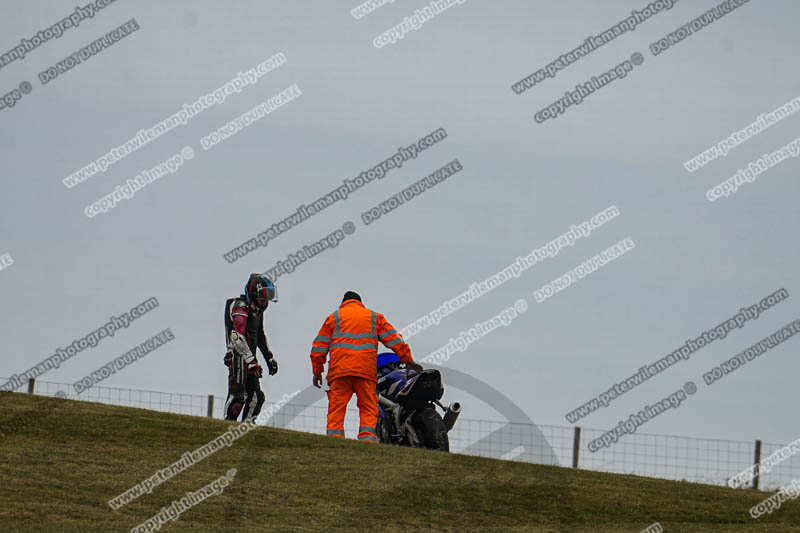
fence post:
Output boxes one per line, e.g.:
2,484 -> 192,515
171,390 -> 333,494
27,378 -> 35,394
752,439 -> 762,490
572,427 -> 581,468
207,395 -> 214,418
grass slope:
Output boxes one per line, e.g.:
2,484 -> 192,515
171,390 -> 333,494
0,391 -> 798,532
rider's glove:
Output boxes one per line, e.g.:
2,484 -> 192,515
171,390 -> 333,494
247,361 -> 263,378
223,352 -> 232,367
266,358 -> 278,376
405,361 -> 423,374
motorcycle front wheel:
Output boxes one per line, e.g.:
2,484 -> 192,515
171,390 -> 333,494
414,407 -> 449,452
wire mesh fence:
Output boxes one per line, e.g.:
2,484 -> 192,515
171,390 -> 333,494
577,427 -> 758,487
6,377 -> 798,491
30,377 -> 211,418
760,441 -> 800,491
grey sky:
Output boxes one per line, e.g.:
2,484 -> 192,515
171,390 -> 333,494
1,0 -> 798,446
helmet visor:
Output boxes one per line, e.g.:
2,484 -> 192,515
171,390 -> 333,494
261,277 -> 277,302
254,283 -> 277,308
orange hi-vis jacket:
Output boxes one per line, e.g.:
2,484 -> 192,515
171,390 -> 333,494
310,299 -> 414,382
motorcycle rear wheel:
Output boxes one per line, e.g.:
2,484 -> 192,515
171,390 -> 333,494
414,407 -> 449,452
376,416 -> 391,444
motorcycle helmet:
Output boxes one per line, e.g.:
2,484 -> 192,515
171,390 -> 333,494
245,273 -> 278,310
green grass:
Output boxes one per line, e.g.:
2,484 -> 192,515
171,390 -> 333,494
1,391 -> 798,532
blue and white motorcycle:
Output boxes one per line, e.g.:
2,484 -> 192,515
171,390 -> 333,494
375,353 -> 461,452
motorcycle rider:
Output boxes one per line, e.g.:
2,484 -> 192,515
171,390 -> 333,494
224,274 -> 279,422
310,291 -> 422,442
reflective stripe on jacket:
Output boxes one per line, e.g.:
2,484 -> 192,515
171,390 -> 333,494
310,299 -> 413,382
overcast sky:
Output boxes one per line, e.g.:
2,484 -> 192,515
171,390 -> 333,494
1,0 -> 799,451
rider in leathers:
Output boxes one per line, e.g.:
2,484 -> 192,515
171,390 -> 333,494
224,274 -> 279,422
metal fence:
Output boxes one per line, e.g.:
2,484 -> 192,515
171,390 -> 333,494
9,377 -> 799,491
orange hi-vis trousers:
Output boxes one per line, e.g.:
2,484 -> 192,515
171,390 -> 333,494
326,375 -> 379,443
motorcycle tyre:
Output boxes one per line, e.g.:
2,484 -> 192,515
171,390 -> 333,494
376,416 -> 391,444
414,407 -> 449,452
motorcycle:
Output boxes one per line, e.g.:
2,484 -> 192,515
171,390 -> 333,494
375,352 -> 461,451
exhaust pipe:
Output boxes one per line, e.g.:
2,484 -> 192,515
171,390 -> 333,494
442,402 -> 461,432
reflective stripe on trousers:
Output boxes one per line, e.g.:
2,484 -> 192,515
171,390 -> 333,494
358,425 -> 378,443
326,375 -> 378,441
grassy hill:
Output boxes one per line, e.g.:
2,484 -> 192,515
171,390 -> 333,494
0,391 -> 798,532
